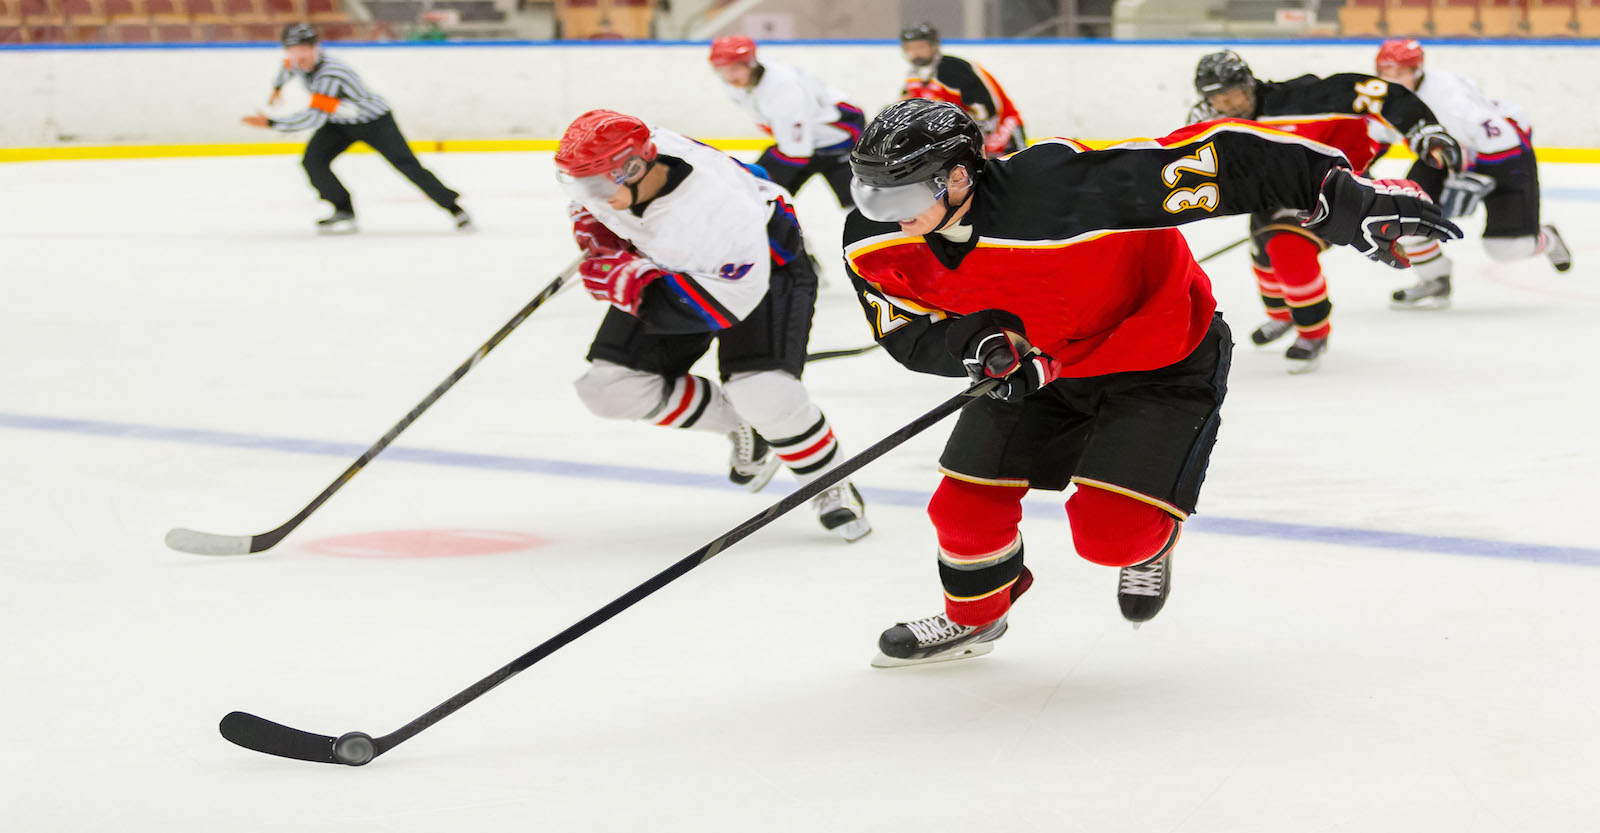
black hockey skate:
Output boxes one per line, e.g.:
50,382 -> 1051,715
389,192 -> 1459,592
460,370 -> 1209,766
1284,336 -> 1327,374
814,482 -> 871,542
727,424 -> 780,493
1543,225 -> 1572,273
451,208 -> 474,232
315,209 -> 357,235
871,567 -> 1033,667
1390,274 -> 1451,310
1249,318 -> 1294,346
1118,553 -> 1172,628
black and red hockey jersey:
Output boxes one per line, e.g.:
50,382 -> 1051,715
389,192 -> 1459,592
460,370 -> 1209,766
1203,73 -> 1443,173
844,120 -> 1352,380
902,55 -> 1024,154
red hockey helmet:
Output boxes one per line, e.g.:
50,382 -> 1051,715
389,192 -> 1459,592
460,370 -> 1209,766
1375,38 -> 1425,71
709,35 -> 756,67
554,109 -> 657,200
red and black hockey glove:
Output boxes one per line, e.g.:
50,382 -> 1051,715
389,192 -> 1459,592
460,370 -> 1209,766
1407,123 -> 1466,173
569,203 -> 631,257
946,309 -> 1059,403
1303,168 -> 1463,269
579,250 -> 665,316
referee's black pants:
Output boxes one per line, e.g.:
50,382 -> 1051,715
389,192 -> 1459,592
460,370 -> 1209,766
301,112 -> 460,214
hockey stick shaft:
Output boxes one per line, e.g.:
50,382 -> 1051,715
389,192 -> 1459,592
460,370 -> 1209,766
805,343 -> 881,362
1197,235 -> 1249,264
167,259 -> 581,555
221,377 -> 999,764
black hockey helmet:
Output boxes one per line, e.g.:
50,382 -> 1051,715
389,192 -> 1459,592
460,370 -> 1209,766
1194,49 -> 1254,96
849,99 -> 983,223
899,21 -> 939,44
282,22 -> 319,47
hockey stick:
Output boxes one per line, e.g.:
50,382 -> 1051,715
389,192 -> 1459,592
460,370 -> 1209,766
219,377 -> 1001,766
1197,236 -> 1249,264
165,259 -> 583,556
805,343 -> 881,362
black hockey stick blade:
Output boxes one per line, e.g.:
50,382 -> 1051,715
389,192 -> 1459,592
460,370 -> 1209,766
165,259 -> 581,557
805,343 -> 881,362
220,712 -> 342,764
220,378 -> 1000,765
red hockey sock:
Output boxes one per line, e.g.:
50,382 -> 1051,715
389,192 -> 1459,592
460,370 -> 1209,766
1065,484 -> 1178,568
1265,233 -> 1331,340
928,477 -> 1028,626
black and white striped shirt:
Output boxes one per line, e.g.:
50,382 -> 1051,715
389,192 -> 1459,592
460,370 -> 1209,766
269,54 -> 391,132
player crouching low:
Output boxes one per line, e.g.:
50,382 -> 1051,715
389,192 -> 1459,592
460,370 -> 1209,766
844,100 -> 1460,667
555,109 -> 870,542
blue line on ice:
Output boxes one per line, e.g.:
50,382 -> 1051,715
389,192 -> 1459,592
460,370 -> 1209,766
5,410 -> 1595,568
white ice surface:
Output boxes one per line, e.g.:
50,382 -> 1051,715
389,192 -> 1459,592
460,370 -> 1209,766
2,151 -> 1599,832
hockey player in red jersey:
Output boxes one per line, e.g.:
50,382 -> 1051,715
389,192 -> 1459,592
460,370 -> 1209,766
556,109 -> 870,541
1191,50 -> 1464,371
1375,38 -> 1572,309
709,35 -> 865,209
845,99 -> 1460,666
898,22 -> 1025,158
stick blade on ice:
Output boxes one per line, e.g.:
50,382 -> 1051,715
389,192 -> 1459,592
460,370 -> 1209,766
219,712 -> 341,764
165,528 -> 254,555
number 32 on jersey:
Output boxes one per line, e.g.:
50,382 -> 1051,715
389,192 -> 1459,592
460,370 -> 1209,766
1160,141 -> 1219,215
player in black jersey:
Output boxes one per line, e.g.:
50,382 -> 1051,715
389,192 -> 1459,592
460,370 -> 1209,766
899,22 -> 1026,158
846,99 -> 1461,667
1191,50 -> 1462,371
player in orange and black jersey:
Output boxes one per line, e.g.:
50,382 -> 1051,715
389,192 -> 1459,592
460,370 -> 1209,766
845,99 -> 1460,668
1190,50 -> 1463,371
898,22 -> 1025,158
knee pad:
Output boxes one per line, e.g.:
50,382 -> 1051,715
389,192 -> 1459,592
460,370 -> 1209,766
573,360 -> 668,421
927,477 -> 1026,555
1483,235 -> 1540,262
1263,232 -> 1322,284
722,370 -> 814,435
1066,484 -> 1179,568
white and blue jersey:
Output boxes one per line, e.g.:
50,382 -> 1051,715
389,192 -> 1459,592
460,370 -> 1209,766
575,128 -> 801,332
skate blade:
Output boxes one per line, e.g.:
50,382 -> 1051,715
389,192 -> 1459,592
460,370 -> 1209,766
870,641 -> 995,668
1389,296 -> 1450,311
1286,356 -> 1322,375
735,456 -> 782,494
829,517 -> 873,543
316,222 -> 358,236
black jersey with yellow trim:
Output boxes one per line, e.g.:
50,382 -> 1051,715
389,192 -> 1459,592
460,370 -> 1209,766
844,120 -> 1352,379
1256,73 -> 1440,139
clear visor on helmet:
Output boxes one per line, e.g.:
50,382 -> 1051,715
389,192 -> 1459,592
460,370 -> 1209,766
850,176 -> 947,224
555,155 -> 648,203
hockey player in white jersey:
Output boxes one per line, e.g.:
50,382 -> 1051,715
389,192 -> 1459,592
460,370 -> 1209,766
1375,39 -> 1571,308
709,36 -> 865,209
555,109 -> 870,541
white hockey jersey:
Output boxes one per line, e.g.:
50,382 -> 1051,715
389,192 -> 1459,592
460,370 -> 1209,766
576,128 -> 790,331
721,61 -> 861,162
1413,69 -> 1529,161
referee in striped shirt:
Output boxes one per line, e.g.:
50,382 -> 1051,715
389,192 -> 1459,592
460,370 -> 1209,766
242,24 -> 469,233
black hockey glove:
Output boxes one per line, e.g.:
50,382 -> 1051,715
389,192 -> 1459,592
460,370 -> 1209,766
1407,123 -> 1466,173
1303,169 -> 1463,269
945,309 -> 1059,403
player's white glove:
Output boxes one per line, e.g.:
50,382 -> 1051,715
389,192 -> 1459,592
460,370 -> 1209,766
579,250 -> 665,316
1304,169 -> 1463,268
1439,171 -> 1495,218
